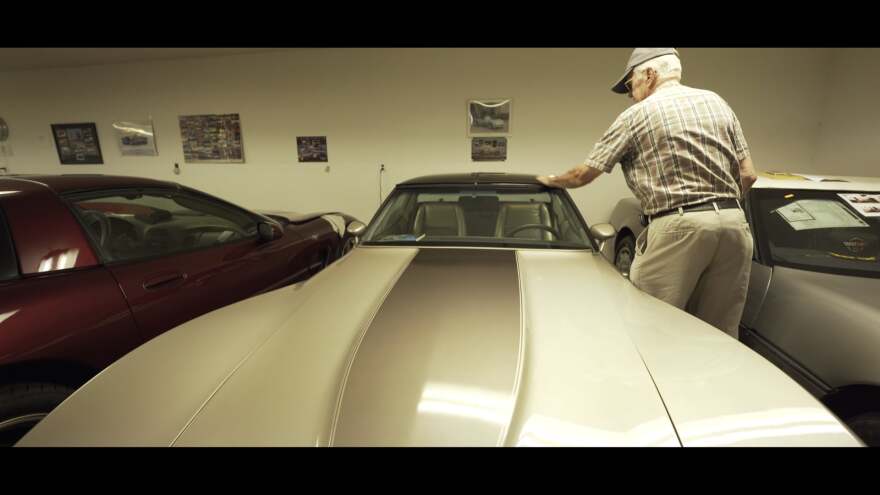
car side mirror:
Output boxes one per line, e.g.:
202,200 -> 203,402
589,223 -> 617,251
257,221 -> 278,243
346,220 -> 366,240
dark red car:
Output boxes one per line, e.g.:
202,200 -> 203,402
0,174 -> 358,444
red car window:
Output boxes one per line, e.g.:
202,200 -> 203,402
70,191 -> 258,263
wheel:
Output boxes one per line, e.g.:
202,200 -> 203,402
0,382 -> 75,446
846,411 -> 880,446
614,235 -> 636,277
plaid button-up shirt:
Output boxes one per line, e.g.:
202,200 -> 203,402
585,83 -> 750,216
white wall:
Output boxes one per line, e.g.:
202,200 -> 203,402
0,48 -> 840,223
813,48 -> 880,177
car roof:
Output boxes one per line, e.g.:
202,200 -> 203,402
399,173 -> 543,187
0,174 -> 180,195
755,171 -> 880,192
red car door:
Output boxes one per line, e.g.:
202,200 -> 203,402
0,198 -> 141,371
67,188 -> 323,344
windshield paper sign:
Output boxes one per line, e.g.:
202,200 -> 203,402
774,199 -> 870,231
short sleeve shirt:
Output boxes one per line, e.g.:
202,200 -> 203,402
584,84 -> 751,215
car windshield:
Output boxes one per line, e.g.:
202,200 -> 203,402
362,186 -> 592,249
753,188 -> 880,277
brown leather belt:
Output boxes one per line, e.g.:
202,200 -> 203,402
648,198 -> 741,223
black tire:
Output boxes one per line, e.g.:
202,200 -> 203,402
614,235 -> 636,277
847,412 -> 880,446
0,382 -> 75,446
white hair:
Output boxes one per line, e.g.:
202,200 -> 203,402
633,54 -> 682,82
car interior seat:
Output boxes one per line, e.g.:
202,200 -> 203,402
413,202 -> 466,237
458,196 -> 501,237
495,202 -> 553,240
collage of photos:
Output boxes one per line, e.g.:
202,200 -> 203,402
51,123 -> 104,165
179,113 -> 244,163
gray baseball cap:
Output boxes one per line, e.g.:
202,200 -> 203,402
611,48 -> 680,94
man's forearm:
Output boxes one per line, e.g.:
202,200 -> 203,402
741,174 -> 757,196
541,164 -> 603,189
739,156 -> 757,197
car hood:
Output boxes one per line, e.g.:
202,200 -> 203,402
18,247 -> 859,446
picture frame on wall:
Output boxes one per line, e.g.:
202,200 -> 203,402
178,113 -> 244,163
468,98 -> 512,136
297,136 -> 328,162
471,137 -> 508,162
113,120 -> 158,156
51,122 -> 104,165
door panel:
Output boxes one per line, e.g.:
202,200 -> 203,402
67,188 -> 334,343
0,268 -> 140,371
109,230 -> 322,343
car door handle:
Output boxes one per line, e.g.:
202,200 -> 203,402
143,272 -> 187,290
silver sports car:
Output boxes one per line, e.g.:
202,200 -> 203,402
17,173 -> 860,446
604,172 -> 880,445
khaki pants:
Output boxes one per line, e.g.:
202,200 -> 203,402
629,207 -> 753,338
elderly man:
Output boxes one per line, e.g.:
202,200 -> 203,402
538,48 -> 758,338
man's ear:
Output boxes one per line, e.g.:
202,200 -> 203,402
646,67 -> 658,87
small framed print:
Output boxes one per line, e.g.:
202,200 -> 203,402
297,136 -> 328,162
51,123 -> 103,165
113,120 -> 158,156
471,137 -> 507,162
468,98 -> 511,135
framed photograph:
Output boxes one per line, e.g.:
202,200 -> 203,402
297,136 -> 328,162
51,123 -> 103,165
113,120 -> 158,156
468,98 -> 511,135
471,137 -> 507,162
178,113 -> 244,163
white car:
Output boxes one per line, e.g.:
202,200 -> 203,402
605,171 -> 880,445
17,173 -> 861,446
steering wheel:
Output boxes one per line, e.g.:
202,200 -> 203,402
80,210 -> 111,246
505,224 -> 561,239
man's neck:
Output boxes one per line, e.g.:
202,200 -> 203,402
654,79 -> 681,92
